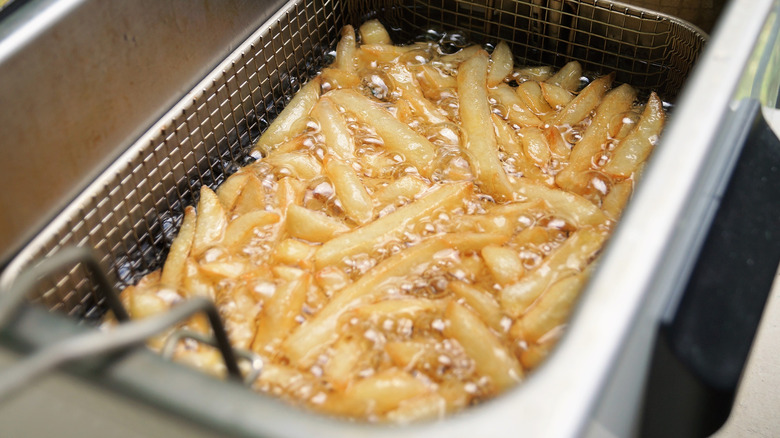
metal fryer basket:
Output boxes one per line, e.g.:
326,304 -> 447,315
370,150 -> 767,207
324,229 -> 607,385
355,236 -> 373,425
0,0 -> 706,434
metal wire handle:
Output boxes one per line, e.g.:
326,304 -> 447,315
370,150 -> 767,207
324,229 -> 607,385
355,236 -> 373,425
0,247 -> 244,402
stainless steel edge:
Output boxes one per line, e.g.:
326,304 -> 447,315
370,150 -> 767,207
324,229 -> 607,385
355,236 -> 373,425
0,0 -> 288,266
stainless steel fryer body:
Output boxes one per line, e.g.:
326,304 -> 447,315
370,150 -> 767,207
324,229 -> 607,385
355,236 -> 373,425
3,0 -> 770,436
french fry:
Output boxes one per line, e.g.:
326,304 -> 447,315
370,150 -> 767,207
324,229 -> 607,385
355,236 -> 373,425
513,178 -> 608,227
386,393 -> 446,423
385,340 -> 431,368
223,210 -> 280,248
324,336 -> 365,390
354,298 -> 444,318
372,175 -> 429,209
513,65 -> 554,82
491,114 -> 550,184
311,98 -> 355,159
345,368 -> 429,414
191,186 -> 227,256
487,41 -> 513,87
601,178 -> 634,220
511,269 -> 590,343
160,206 -> 197,289
324,156 -> 374,225
516,81 -> 552,115
540,81 -> 574,108
216,173 -> 249,212
444,301 -> 523,390
320,67 -> 361,91
252,268 -> 310,353
481,245 -> 525,285
232,175 -> 265,216
519,329 -> 563,369
556,83 -> 637,191
604,92 -> 665,177
519,126 -> 552,167
264,150 -> 323,181
386,64 -> 449,125
458,52 -> 515,201
286,204 -> 349,242
327,89 -> 437,177
285,237 -> 453,365
359,19 -> 392,45
449,280 -> 504,331
272,238 -> 316,268
314,182 -> 471,269
546,60 -> 582,92
489,83 -> 543,127
551,73 -> 613,127
439,45 -> 481,65
413,64 -> 458,97
500,227 -> 605,317
254,77 -> 321,154
335,25 -> 356,72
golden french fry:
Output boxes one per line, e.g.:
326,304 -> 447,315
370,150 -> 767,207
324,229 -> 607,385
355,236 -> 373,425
491,113 -> 550,184
516,81 -> 552,115
285,204 -> 349,242
345,368 -> 429,414
223,210 -> 280,248
601,178 -> 634,220
487,41 -> 513,87
604,92 -> 665,177
386,393 -> 446,423
413,64 -> 458,97
216,173 -> 248,212
231,175 -> 265,216
160,206 -> 197,289
274,177 -> 305,214
511,269 -> 590,343
272,238 -> 316,268
252,268 -> 310,353
438,45 -> 481,65
324,336 -> 364,390
482,245 -> 525,285
354,298 -> 444,318
311,97 -> 355,159
191,186 -> 227,256
490,83 -> 543,127
500,227 -> 605,317
519,329 -> 562,369
552,73 -> 613,127
386,64 -> 450,125
546,60 -> 582,92
285,237 -> 452,365
254,77 -> 321,154
449,280 -> 504,331
314,182 -> 471,269
372,175 -> 429,209
540,81 -> 574,108
513,65 -> 554,82
444,301 -> 523,390
385,340 -> 432,369
359,19 -> 392,45
519,126 -> 552,167
458,52 -> 515,201
556,83 -> 637,191
327,89 -> 437,177
320,67 -> 361,91
513,178 -> 608,227
335,25 -> 356,72
324,156 -> 374,225
264,150 -> 323,181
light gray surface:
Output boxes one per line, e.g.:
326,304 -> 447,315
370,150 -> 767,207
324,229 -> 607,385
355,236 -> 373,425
0,0 -> 286,265
714,263 -> 780,437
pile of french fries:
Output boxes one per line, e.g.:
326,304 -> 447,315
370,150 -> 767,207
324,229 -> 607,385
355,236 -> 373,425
116,19 -> 664,422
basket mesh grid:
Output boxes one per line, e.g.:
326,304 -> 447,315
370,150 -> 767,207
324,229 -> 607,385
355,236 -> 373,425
4,0 -> 704,323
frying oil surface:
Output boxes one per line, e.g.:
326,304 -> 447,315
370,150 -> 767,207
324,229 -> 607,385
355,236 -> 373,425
113,20 -> 665,423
